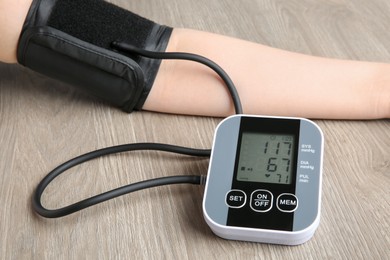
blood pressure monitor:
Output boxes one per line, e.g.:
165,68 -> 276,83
203,115 -> 324,245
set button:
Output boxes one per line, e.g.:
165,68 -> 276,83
225,190 -> 246,208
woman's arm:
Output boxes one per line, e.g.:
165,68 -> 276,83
1,0 -> 389,119
146,29 -> 390,119
0,0 -> 32,63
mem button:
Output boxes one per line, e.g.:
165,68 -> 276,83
277,193 -> 299,213
225,190 -> 247,208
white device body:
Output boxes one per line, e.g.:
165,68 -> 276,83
203,115 -> 324,245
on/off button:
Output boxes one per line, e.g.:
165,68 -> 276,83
250,190 -> 273,212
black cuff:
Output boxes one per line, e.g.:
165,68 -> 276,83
17,0 -> 172,112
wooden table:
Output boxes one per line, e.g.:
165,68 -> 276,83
1,0 -> 389,259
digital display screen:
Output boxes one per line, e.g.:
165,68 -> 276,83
236,133 -> 295,184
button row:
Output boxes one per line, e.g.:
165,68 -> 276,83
225,190 -> 298,213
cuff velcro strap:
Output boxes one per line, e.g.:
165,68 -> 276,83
17,0 -> 172,112
18,26 -> 145,111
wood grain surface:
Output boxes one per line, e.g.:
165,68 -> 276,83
1,0 -> 389,259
